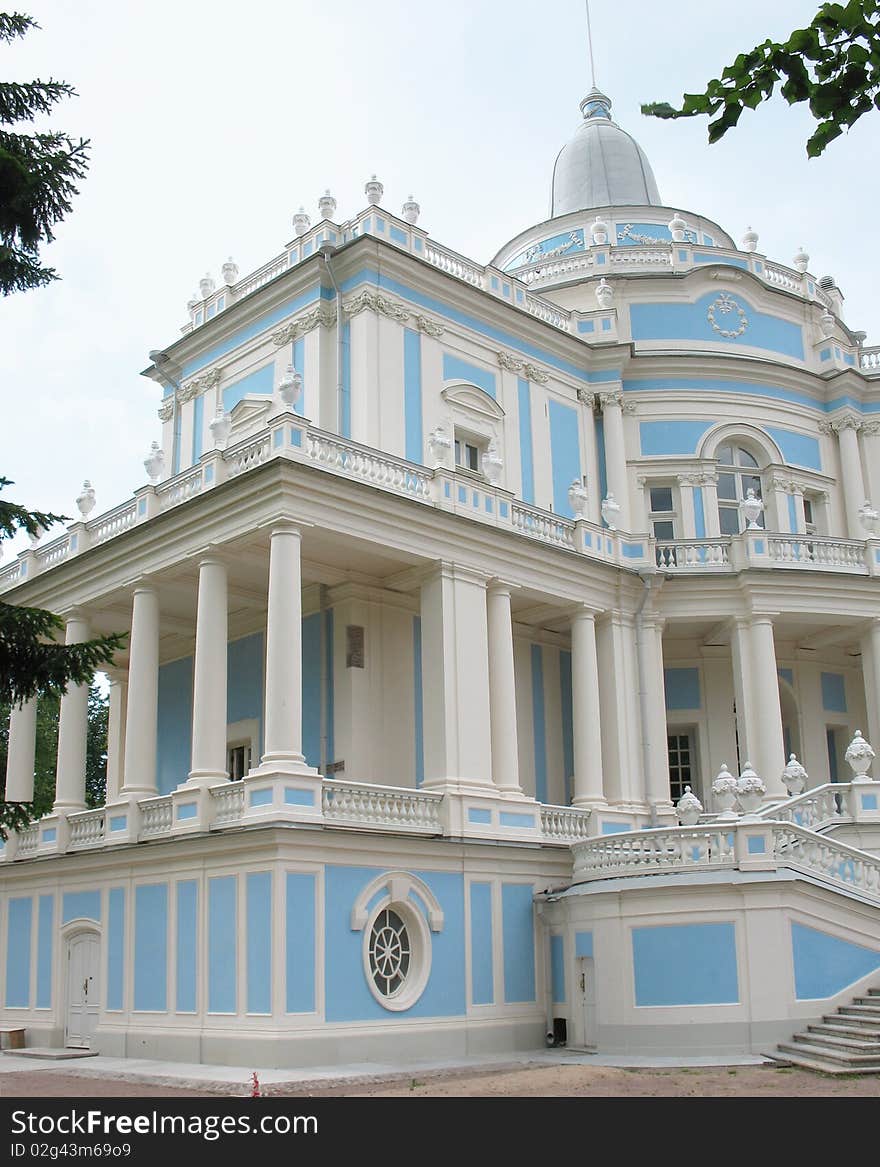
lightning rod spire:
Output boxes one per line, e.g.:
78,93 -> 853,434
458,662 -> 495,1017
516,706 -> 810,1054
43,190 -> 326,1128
585,0 -> 597,89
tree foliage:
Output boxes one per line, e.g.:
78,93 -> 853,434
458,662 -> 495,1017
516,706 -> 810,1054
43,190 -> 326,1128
641,1 -> 880,157
0,11 -> 90,294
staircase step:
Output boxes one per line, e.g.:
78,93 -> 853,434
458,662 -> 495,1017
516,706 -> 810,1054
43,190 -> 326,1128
777,1041 -> 880,1069
769,1050 -> 878,1076
797,1031 -> 880,1054
836,1007 -> 880,1022
811,1022 -> 880,1041
852,997 -> 880,1009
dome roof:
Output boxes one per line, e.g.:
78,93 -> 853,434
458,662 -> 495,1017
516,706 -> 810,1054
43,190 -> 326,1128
551,89 -> 661,217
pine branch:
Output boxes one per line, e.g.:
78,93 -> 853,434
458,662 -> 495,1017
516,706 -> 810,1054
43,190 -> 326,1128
0,478 -> 66,538
0,13 -> 37,44
0,79 -> 78,124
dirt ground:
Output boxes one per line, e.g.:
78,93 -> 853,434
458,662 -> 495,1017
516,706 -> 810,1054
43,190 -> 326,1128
1,1062 -> 879,1098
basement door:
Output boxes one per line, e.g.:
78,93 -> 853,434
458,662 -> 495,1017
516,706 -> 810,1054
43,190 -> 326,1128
577,957 -> 597,1049
66,932 -> 100,1048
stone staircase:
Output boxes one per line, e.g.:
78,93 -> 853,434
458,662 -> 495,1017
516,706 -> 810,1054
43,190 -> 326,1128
773,988 -> 880,1074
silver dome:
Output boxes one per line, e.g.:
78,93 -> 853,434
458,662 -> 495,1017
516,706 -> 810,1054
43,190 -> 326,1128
551,89 -> 661,216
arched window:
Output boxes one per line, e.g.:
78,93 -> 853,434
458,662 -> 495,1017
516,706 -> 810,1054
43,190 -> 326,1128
715,443 -> 764,534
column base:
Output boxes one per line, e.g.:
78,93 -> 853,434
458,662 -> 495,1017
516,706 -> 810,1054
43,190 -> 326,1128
102,796 -> 144,846
240,769 -> 324,825
184,769 -> 229,787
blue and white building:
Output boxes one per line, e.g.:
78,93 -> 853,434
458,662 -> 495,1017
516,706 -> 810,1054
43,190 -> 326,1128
3,83 -> 880,1068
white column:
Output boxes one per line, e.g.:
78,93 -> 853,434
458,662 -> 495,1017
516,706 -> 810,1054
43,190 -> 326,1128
639,615 -> 672,812
833,416 -> 867,538
122,585 -> 160,795
579,391 -> 602,524
571,608 -> 604,808
187,557 -> 228,784
105,673 -> 127,804
596,613 -> 640,805
260,523 -> 311,772
599,391 -> 631,531
730,617 -> 757,768
748,616 -> 787,799
420,563 -> 493,792
54,613 -> 91,812
862,423 -> 880,511
487,582 -> 521,795
861,620 -> 880,757
5,698 -> 37,804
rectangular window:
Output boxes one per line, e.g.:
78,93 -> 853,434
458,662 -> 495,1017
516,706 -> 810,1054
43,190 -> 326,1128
454,433 -> 483,474
648,482 -> 677,563
667,731 -> 697,802
228,743 -> 251,781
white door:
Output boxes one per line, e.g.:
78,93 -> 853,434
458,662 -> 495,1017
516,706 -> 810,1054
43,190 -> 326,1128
66,933 -> 100,1048
578,957 -> 597,1049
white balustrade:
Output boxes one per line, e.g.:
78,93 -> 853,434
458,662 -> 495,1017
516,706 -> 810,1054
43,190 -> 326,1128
68,808 -> 106,849
517,254 -> 595,286
859,346 -> 880,372
232,253 -> 290,300
322,780 -> 443,833
524,294 -> 570,330
225,434 -> 271,479
424,243 -> 484,288
610,246 -> 671,267
655,538 -> 731,571
754,783 -> 849,830
511,502 -> 576,548
156,465 -> 204,507
139,795 -> 173,838
771,822 -> 880,897
211,782 -> 246,826
0,560 -> 24,587
572,826 -> 737,881
305,431 -> 433,500
88,500 -> 138,546
36,537 -> 70,570
16,824 -> 39,857
766,535 -> 866,572
761,263 -> 803,293
540,805 -> 592,841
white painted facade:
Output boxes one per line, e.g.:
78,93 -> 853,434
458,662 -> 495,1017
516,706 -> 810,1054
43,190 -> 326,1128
2,88 -> 880,1064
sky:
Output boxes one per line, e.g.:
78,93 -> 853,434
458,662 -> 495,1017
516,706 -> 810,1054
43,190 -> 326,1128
1,0 -> 876,561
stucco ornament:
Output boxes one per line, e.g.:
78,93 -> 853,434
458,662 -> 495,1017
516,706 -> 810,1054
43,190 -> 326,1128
277,364 -> 303,410
792,247 -> 810,273
209,404 -> 232,451
707,292 -> 749,339
318,190 -> 337,220
402,196 -> 420,225
858,500 -> 879,537
590,215 -> 609,245
221,257 -> 239,286
736,763 -> 766,815
780,754 -> 808,797
711,763 -> 739,819
595,278 -> 614,309
845,730 -> 876,782
741,227 -> 759,252
76,480 -> 96,519
293,207 -> 311,237
739,488 -> 764,530
668,212 -> 688,242
199,272 -> 215,299
819,309 -> 835,338
144,441 -> 165,485
365,175 -> 384,205
676,785 -> 703,826
600,492 -> 620,530
567,479 -> 589,520
426,426 -> 452,468
481,441 -> 503,485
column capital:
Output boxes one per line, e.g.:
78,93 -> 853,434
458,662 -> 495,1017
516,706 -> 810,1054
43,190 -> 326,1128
831,413 -> 863,434
257,515 -> 314,537
569,603 -> 603,624
598,389 -> 624,409
487,577 -> 521,596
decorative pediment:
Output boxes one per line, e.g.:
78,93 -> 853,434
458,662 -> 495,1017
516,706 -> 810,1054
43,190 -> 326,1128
228,394 -> 272,437
441,383 -> 505,422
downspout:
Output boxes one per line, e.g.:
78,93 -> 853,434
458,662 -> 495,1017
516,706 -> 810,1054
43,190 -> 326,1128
319,583 -> 330,775
319,243 -> 345,434
635,569 -> 665,827
534,897 -> 556,1046
149,350 -> 182,475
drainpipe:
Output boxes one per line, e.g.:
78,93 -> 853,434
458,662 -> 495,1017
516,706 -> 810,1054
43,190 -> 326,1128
149,349 -> 182,475
318,243 -> 345,434
635,568 -> 665,827
319,583 -> 330,775
534,898 -> 556,1046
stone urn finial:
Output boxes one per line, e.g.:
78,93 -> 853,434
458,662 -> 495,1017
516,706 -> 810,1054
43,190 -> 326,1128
711,763 -> 739,820
590,215 -> 609,245
568,478 -> 589,520
740,488 -> 764,530
668,212 -> 688,242
144,441 -> 165,485
481,440 -> 504,485
676,785 -> 703,827
793,246 -> 810,273
199,272 -> 215,299
600,492 -> 620,530
365,174 -> 384,205
741,227 -> 759,253
402,195 -> 420,225
595,278 -> 614,309
209,403 -> 232,451
187,292 -> 199,314
221,257 -> 239,286
76,480 -> 96,519
736,762 -> 766,816
293,207 -> 311,237
277,364 -> 303,410
845,730 -> 876,783
858,500 -> 879,537
318,190 -> 337,220
781,753 -> 808,797
820,309 -> 836,339
426,425 -> 452,468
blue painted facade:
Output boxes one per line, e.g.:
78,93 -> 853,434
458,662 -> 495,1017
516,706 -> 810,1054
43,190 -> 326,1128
664,668 -> 701,710
517,377 -> 535,504
134,884 -> 167,1011
246,872 -> 272,1014
469,882 -> 494,1005
107,888 -> 125,1011
156,656 -> 193,794
550,934 -> 566,1004
208,875 -> 237,1013
36,895 -> 54,1009
530,644 -> 548,804
630,292 -> 804,359
548,399 -> 581,517
639,419 -> 714,457
632,923 -> 739,1006
821,672 -> 847,713
442,353 -> 497,398
6,897 -> 32,1007
286,873 -> 316,1013
501,884 -> 536,1003
222,363 -> 275,412
791,923 -> 880,999
403,328 -> 423,463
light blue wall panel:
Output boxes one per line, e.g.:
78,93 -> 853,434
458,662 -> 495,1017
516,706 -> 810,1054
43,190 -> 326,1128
595,414 -> 607,501
559,651 -> 574,806
292,336 -> 305,416
821,672 -> 847,713
246,872 -> 272,1014
639,420 -> 714,456
550,934 -> 566,1004
548,400 -> 581,517
36,895 -> 54,1009
664,668 -> 701,710
227,632 -> 263,751
517,378 -> 535,504
191,393 -> 204,463
62,890 -> 101,924
208,875 -> 237,1013
107,889 -> 124,1011
575,930 -> 593,958
404,328 -> 423,463
324,866 -> 466,1021
442,353 -> 496,398
632,923 -> 739,1006
787,493 -> 798,532
6,897 -> 32,1007
325,609 -> 335,766
791,923 -> 880,998
134,884 -> 167,1011
176,881 -> 197,1013
630,293 -> 804,359
469,883 -> 494,1005
157,656 -> 193,795
302,613 -> 321,770
693,486 -> 706,538
530,645 -> 548,804
222,363 -> 275,412
765,426 -> 822,471
502,884 -> 536,1003
341,320 -> 352,438
286,872 -> 316,1013
413,615 -> 424,788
